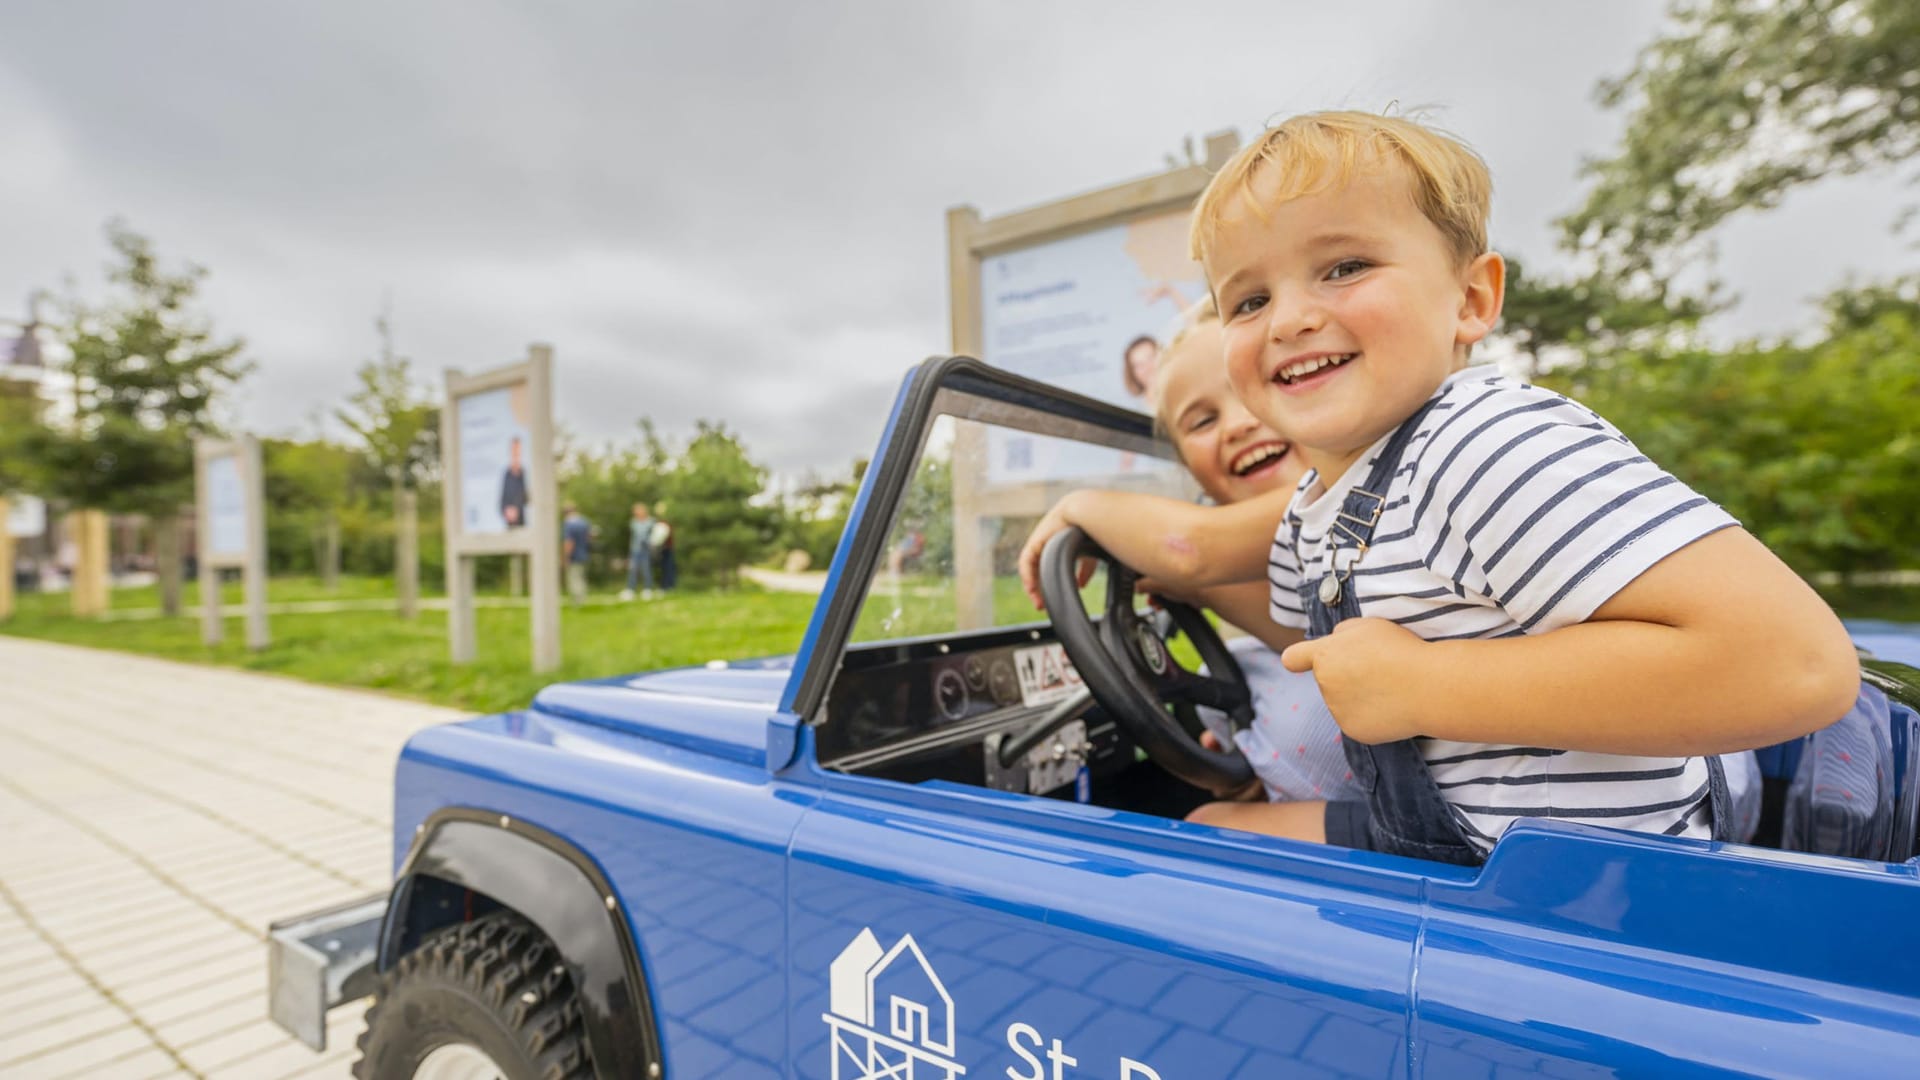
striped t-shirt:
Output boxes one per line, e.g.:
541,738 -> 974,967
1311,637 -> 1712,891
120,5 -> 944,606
1268,366 -> 1738,852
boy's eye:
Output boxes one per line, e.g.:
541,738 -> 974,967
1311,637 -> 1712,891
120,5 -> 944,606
1327,259 -> 1371,280
1231,294 -> 1268,317
1184,413 -> 1216,435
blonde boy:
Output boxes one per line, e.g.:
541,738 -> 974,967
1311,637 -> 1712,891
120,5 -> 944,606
1019,111 -> 1856,861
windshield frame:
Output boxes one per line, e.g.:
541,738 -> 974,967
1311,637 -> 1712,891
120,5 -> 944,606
780,355 -> 1178,724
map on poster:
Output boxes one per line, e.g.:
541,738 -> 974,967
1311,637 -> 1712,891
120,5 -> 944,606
980,206 -> 1201,485
205,455 -> 247,558
458,384 -> 534,536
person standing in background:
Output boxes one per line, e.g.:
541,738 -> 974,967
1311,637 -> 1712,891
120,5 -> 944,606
651,513 -> 676,592
562,503 -> 591,604
621,502 -> 655,601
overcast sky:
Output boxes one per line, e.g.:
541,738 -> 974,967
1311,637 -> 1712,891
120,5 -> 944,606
1,1 -> 1911,477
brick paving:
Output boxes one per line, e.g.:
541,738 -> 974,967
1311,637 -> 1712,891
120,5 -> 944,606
0,635 -> 462,1079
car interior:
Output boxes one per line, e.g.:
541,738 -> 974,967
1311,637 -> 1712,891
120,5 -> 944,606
810,362 -> 1920,867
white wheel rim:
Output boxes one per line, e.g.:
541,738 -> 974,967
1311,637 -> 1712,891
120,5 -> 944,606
414,1043 -> 508,1080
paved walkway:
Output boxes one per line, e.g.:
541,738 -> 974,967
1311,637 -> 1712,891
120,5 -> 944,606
0,636 -> 462,1079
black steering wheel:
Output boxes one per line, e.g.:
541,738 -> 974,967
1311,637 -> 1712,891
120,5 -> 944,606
1039,526 -> 1256,797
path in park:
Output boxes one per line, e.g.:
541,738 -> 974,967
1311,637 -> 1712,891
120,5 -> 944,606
0,635 -> 461,1079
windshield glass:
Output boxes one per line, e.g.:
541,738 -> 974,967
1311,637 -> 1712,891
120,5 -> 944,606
849,388 -> 1198,643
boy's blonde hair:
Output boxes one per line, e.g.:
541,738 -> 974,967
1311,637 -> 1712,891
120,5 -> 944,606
1189,111 -> 1492,268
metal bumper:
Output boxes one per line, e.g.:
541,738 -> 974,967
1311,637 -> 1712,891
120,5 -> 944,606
267,892 -> 388,1050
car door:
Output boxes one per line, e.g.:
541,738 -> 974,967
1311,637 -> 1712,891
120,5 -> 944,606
1409,822 -> 1920,1078
784,765 -> 1434,1080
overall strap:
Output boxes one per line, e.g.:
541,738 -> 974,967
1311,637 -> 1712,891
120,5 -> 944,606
1308,397 -> 1442,627
1296,396 -> 1486,867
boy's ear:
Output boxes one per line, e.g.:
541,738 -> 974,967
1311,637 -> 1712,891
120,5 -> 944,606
1455,252 -> 1506,346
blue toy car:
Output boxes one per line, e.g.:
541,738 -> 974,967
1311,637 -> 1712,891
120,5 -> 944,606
270,357 -> 1920,1079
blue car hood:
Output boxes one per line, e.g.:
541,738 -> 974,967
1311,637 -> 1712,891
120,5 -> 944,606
524,656 -> 797,767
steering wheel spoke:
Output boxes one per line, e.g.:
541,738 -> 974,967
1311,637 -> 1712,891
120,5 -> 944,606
1039,527 -> 1254,797
1161,668 -> 1251,714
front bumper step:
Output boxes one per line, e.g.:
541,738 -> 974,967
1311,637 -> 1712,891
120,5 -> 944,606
267,893 -> 388,1050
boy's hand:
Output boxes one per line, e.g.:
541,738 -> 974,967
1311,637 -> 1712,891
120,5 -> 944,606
1281,617 -> 1428,744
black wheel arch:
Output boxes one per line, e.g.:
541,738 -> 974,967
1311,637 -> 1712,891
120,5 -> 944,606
381,807 -> 664,1079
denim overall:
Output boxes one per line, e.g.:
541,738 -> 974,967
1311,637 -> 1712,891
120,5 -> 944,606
1297,403 -> 1729,865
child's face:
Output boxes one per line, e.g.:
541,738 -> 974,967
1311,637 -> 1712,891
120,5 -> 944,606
1155,321 -> 1307,506
1204,164 -> 1502,482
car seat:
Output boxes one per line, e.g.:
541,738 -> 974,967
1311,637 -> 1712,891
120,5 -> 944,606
1751,681 -> 1919,861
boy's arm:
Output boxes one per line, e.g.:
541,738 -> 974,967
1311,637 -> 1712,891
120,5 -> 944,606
1017,486 -> 1289,610
1285,528 -> 1859,755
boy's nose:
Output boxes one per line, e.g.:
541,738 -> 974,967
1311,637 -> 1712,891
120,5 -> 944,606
1266,287 -> 1324,342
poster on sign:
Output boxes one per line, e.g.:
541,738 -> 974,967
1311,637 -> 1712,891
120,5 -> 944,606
945,134 -> 1237,628
205,454 -> 247,558
977,204 -> 1204,486
456,385 -> 535,536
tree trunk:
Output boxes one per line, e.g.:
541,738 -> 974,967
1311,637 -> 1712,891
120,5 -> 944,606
396,486 -> 418,620
322,511 -> 341,591
155,511 -> 183,617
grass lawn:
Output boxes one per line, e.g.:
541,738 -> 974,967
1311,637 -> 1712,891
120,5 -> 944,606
6,574 -> 1913,716
3,575 -> 818,714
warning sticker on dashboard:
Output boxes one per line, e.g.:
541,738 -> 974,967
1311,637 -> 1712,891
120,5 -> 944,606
1013,643 -> 1081,707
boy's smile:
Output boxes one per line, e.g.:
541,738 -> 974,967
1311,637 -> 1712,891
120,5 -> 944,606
1204,164 -> 1504,484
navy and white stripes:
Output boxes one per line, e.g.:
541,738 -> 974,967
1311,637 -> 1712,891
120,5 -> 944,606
1270,366 -> 1737,850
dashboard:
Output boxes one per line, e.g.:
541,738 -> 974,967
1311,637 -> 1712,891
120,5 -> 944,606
819,624 -> 1132,795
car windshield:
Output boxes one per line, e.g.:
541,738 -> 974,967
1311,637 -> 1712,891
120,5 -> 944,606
849,387 -> 1198,643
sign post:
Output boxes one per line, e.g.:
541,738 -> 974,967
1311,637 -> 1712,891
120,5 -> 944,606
195,435 -> 269,649
441,344 -> 560,673
1,495 -> 48,622
0,496 -> 11,622
944,133 -> 1238,626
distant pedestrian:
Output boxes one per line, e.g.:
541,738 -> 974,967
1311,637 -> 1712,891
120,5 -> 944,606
651,514 -> 677,592
562,503 -> 591,604
621,502 -> 655,601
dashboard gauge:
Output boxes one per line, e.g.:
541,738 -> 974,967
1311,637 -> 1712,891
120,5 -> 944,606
963,654 -> 988,692
934,668 -> 970,721
988,657 -> 1020,705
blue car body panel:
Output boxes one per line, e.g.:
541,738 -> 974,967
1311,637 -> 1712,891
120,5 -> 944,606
385,358 -> 1920,1078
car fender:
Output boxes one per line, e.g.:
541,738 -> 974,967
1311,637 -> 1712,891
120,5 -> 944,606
381,807 -> 663,1079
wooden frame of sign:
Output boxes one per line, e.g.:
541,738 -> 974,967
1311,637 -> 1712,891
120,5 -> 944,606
195,435 -> 269,649
441,344 -> 561,673
942,132 -> 1239,626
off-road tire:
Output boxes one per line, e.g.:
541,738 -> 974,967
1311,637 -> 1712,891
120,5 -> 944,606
353,910 -> 594,1080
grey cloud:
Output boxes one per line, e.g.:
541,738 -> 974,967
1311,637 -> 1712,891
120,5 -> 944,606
1,0 -> 1910,475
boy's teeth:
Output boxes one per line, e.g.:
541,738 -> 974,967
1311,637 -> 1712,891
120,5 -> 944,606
1279,353 -> 1354,384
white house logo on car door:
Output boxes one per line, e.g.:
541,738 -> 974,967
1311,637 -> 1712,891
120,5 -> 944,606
822,927 -> 966,1080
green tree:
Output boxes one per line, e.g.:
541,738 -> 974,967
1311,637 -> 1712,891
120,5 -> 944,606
1541,285 -> 1920,577
1496,254 -> 1721,371
263,437 -> 364,582
772,458 -> 864,570
25,222 -> 251,614
561,421 -> 671,581
336,312 -> 438,616
660,421 -> 777,587
1563,0 -> 1920,279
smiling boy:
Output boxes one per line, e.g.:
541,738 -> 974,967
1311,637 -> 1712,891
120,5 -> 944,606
1019,111 -> 1857,861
